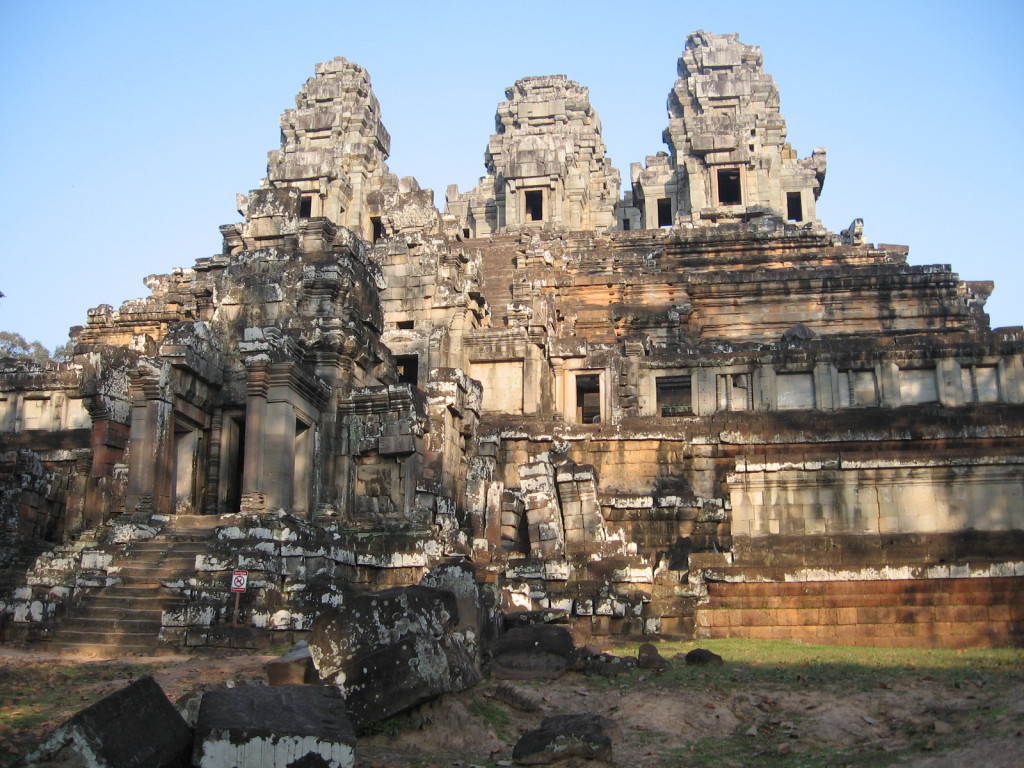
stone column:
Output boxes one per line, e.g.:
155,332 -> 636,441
523,344 -> 545,415
124,368 -> 174,516
878,362 -> 901,408
551,359 -> 565,420
263,398 -> 297,512
241,360 -> 269,513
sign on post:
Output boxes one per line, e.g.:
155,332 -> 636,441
230,569 -> 248,627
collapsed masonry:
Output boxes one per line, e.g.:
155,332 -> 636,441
2,32 -> 1023,651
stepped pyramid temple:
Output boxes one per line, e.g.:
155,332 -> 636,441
2,31 -> 1023,653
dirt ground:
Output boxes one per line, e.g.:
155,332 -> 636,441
1,644 -> 1022,768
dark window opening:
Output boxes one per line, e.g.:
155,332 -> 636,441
622,219 -> 631,231
222,414 -> 245,514
575,374 -> 601,424
395,354 -> 419,386
657,375 -> 693,416
717,168 -> 742,206
299,194 -> 314,218
396,320 -> 414,330
463,228 -> 471,238
657,198 -> 672,227
525,190 -> 544,221
786,191 -> 803,222
515,505 -> 531,554
293,418 -> 312,516
371,216 -> 384,242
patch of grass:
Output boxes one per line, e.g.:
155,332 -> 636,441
606,638 -> 1024,690
0,661 -> 155,761
468,696 -> 512,740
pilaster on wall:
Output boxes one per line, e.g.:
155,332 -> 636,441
241,359 -> 329,517
125,366 -> 174,516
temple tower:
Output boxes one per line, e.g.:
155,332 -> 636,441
627,30 -> 826,228
239,57 -> 392,243
447,75 -> 620,236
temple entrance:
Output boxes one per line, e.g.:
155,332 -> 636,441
293,417 -> 312,516
219,412 -> 246,514
172,415 -> 205,515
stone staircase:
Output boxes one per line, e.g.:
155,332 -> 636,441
46,515 -> 221,656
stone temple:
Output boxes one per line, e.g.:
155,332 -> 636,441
2,31 -> 1022,652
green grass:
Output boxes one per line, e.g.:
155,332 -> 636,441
606,638 -> 1024,689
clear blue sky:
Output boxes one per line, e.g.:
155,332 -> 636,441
2,0 -> 1022,351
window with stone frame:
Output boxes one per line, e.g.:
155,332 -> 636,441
838,369 -> 879,407
656,375 -> 692,416
961,365 -> 1000,403
786,191 -> 803,221
776,372 -> 816,410
899,368 -> 939,405
716,168 -> 742,206
395,354 -> 419,386
22,397 -> 48,430
524,189 -> 544,222
717,373 -> 752,411
575,374 -> 601,423
657,198 -> 673,227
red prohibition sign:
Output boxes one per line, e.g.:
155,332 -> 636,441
231,569 -> 248,593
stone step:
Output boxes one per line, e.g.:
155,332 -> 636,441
114,565 -> 199,580
76,599 -> 175,616
97,585 -> 178,598
161,516 -> 223,532
59,616 -> 163,633
122,541 -> 210,554
45,518 -> 225,654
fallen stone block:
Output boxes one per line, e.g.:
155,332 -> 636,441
309,584 -> 480,727
489,624 -> 575,679
192,685 -> 355,768
637,642 -> 671,672
681,647 -> 724,666
512,713 -> 612,765
23,675 -> 192,768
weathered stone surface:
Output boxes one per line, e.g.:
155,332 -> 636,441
192,685 -> 355,768
24,676 -> 191,768
309,584 -> 480,726
505,609 -> 571,628
580,652 -> 638,677
637,642 -> 671,672
489,624 -> 576,679
512,713 -> 613,765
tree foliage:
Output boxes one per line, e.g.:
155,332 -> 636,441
0,331 -> 68,364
